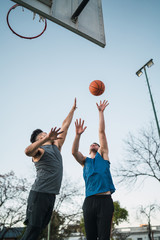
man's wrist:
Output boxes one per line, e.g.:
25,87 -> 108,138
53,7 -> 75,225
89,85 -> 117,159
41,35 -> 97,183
72,106 -> 76,111
42,135 -> 49,143
76,133 -> 81,138
99,110 -> 103,114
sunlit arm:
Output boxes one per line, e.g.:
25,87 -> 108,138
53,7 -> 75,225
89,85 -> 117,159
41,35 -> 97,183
56,98 -> 77,150
99,111 -> 109,154
97,100 -> 109,160
72,134 -> 86,166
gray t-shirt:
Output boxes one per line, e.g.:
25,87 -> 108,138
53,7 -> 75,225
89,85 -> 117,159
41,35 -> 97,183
31,144 -> 63,194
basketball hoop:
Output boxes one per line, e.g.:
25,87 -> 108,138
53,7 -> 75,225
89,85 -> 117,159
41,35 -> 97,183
6,4 -> 47,39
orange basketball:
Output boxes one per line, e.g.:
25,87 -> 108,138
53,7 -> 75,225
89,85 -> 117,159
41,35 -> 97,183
89,80 -> 105,96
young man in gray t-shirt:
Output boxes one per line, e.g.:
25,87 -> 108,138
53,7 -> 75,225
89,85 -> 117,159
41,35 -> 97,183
20,99 -> 77,240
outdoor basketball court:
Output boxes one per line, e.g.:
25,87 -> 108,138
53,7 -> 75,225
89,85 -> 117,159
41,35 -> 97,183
1,0 -> 160,234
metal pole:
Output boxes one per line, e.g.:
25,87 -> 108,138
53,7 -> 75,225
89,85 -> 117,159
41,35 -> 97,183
47,221 -> 51,240
144,67 -> 160,140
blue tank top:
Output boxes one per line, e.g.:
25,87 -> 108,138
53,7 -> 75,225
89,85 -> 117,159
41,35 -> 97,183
83,152 -> 116,197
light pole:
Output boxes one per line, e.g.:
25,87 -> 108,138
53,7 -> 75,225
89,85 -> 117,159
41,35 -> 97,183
47,221 -> 51,240
136,59 -> 160,140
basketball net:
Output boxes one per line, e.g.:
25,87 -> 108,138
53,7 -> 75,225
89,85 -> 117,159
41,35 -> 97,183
7,4 -> 47,39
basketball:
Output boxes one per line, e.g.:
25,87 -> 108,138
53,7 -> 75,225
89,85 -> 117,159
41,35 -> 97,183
89,80 -> 105,96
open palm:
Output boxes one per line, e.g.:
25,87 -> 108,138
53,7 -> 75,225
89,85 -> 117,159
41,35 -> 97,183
96,100 -> 109,112
75,119 -> 87,135
48,127 -> 63,141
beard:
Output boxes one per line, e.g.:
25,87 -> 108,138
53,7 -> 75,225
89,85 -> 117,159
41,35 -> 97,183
90,149 -> 98,154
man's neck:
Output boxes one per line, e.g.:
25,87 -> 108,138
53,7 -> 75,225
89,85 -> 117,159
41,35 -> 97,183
90,151 -> 97,159
43,140 -> 53,146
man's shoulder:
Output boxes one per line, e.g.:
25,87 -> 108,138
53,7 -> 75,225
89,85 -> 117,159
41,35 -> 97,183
96,151 -> 110,162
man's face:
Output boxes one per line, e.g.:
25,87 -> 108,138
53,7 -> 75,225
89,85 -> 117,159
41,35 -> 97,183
36,132 -> 47,141
89,143 -> 100,153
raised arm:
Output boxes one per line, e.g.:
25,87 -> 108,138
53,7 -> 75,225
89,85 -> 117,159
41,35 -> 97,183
55,98 -> 77,151
96,100 -> 109,161
72,118 -> 87,166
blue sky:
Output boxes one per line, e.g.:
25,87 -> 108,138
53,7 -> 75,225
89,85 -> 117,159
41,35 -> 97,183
0,0 -> 160,227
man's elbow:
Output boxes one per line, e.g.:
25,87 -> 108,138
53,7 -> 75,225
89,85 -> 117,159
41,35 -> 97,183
62,120 -> 68,129
99,129 -> 105,134
72,150 -> 75,156
72,149 -> 77,157
24,148 -> 32,157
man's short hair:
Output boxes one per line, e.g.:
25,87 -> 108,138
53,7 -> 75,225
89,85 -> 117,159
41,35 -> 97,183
92,142 -> 100,147
30,129 -> 43,143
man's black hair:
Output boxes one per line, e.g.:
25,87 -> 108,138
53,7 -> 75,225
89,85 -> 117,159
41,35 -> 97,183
92,142 -> 100,147
30,129 -> 43,143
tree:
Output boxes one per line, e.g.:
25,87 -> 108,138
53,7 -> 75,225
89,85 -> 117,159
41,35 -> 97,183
79,216 -> 85,237
0,171 -> 30,239
0,171 -> 83,240
112,201 -> 129,228
137,204 -> 160,240
114,124 -> 160,187
111,201 -> 129,240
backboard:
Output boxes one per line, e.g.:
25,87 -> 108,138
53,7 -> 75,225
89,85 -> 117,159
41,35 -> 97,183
11,0 -> 106,47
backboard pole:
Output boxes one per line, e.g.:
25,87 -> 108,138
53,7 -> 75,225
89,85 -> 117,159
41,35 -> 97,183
71,0 -> 89,23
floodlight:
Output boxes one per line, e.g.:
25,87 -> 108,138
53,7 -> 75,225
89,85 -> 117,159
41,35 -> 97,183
136,69 -> 143,77
135,59 -> 160,139
146,59 -> 154,68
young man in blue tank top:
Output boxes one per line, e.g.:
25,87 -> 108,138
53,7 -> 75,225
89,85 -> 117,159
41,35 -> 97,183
72,100 -> 115,240
20,99 -> 77,240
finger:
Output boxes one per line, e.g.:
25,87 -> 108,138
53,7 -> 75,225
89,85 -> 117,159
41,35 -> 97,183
105,100 -> 108,105
83,126 -> 87,131
55,128 -> 61,133
48,129 -> 53,135
57,131 -> 64,135
53,127 -> 57,132
103,102 -> 109,111
79,118 -> 81,125
76,119 -> 79,128
73,98 -> 77,110
49,128 -> 54,135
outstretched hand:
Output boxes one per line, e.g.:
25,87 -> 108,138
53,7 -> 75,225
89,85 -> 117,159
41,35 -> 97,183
75,118 -> 87,135
96,100 -> 109,112
73,98 -> 77,111
47,127 -> 64,141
